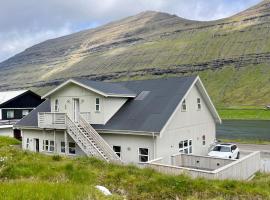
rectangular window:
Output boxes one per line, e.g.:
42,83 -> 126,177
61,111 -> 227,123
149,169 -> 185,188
139,148 -> 149,163
179,139 -> 192,154
69,142 -> 76,154
181,99 -> 187,112
26,138 -> 30,149
202,135 -> 206,146
113,146 -> 121,158
60,142 -> 65,153
55,99 -> 59,112
197,98 -> 201,110
6,110 -> 14,119
43,140 -> 55,152
22,110 -> 29,117
95,98 -> 100,111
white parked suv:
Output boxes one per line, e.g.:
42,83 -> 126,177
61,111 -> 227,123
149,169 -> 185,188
208,143 -> 240,159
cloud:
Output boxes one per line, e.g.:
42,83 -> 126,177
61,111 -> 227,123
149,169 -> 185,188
0,0 -> 261,62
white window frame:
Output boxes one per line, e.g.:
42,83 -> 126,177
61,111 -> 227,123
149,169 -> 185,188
60,141 -> 65,153
55,99 -> 59,112
181,99 -> 187,112
197,98 -> 202,111
43,140 -> 55,152
202,135 -> 206,146
95,98 -> 100,112
26,138 -> 30,149
6,110 -> 14,119
113,146 -> 121,158
138,148 -> 149,163
22,110 -> 29,117
69,142 -> 76,154
179,139 -> 192,154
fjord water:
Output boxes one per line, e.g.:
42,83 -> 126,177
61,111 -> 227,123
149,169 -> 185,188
217,120 -> 270,140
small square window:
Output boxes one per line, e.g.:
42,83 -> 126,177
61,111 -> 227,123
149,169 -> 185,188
113,146 -> 121,158
69,142 -> 76,154
7,110 -> 14,119
139,148 -> 149,162
22,110 -> 29,117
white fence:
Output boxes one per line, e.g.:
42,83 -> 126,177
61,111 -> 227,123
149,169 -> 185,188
145,151 -> 261,180
38,112 -> 66,129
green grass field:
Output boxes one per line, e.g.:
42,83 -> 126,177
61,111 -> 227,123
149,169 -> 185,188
0,136 -> 270,200
218,108 -> 270,120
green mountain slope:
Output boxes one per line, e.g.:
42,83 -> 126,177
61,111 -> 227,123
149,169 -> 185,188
0,0 -> 270,107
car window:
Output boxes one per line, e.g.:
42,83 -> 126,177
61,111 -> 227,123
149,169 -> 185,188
213,146 -> 231,152
231,145 -> 237,151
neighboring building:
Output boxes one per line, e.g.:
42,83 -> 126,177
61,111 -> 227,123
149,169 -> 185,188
15,76 -> 221,164
0,90 -> 43,139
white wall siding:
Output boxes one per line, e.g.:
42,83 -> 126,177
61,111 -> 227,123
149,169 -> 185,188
100,133 -> 155,164
0,126 -> 13,137
156,84 -> 216,162
50,83 -> 127,124
22,129 -> 85,156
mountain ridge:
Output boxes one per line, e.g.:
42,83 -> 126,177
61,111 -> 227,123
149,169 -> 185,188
0,0 -> 270,107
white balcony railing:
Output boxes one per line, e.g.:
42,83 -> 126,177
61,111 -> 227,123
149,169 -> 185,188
38,112 -> 67,129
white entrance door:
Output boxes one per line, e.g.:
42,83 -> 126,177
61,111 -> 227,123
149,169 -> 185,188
73,98 -> 80,122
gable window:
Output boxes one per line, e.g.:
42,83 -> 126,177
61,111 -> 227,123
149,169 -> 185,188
139,148 -> 149,162
55,99 -> 59,112
197,98 -> 201,110
69,142 -> 76,154
202,135 -> 206,146
181,99 -> 187,112
43,140 -> 55,152
22,110 -> 29,117
95,98 -> 100,112
7,110 -> 14,119
60,141 -> 65,153
113,146 -> 121,158
179,139 -> 192,154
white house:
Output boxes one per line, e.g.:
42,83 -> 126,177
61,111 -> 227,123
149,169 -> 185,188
15,76 -> 221,164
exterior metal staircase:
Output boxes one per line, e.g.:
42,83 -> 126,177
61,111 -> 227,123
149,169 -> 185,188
66,115 -> 121,163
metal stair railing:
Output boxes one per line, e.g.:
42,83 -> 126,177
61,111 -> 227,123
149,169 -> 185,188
78,115 -> 121,163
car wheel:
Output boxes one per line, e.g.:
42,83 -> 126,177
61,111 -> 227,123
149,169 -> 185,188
236,152 -> 240,159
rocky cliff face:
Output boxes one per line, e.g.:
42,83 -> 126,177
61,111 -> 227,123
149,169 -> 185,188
1,1 -> 270,106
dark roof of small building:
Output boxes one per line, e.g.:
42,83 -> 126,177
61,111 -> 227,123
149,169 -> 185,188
16,76 -> 197,133
16,99 -> 51,127
0,90 -> 28,106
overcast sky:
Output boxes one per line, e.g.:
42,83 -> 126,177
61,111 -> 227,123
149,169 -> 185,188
0,0 -> 261,62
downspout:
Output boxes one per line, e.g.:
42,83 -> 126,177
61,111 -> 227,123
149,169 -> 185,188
152,132 -> 156,160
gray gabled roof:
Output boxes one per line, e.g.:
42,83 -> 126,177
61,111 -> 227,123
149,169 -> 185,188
16,76 -> 197,133
73,78 -> 136,97
92,76 -> 197,133
42,78 -> 136,98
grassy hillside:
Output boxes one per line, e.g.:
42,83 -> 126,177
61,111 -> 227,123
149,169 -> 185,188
1,1 -> 270,108
0,136 -> 270,200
